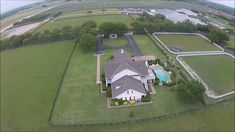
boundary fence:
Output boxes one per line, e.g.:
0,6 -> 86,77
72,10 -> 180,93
48,42 -> 77,122
49,97 -> 234,127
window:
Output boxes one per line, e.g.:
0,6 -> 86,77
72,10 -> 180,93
127,91 -> 129,94
131,90 -> 133,93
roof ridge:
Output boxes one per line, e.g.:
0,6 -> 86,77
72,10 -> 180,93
112,62 -> 139,77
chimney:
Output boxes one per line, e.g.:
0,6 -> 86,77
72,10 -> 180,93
121,49 -> 124,54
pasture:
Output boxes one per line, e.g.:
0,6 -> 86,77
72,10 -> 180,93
156,34 -> 221,52
0,41 -> 75,131
183,55 -> 235,95
37,14 -> 133,32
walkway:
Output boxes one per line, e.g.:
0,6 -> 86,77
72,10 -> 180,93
124,32 -> 144,56
96,54 -> 101,84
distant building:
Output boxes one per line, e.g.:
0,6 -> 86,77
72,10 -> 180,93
176,8 -> 198,17
147,9 -> 206,25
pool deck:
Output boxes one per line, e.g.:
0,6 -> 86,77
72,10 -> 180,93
149,64 -> 172,83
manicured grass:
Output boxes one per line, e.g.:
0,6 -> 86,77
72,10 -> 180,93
157,34 -> 221,52
183,55 -> 235,95
61,99 -> 235,132
104,37 -> 128,47
0,41 -> 75,131
51,43 -> 202,125
57,8 -> 120,19
37,14 -> 133,32
133,34 -> 167,62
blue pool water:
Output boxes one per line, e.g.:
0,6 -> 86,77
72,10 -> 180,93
154,69 -> 169,82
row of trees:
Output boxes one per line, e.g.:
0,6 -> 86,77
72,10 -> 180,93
131,12 -> 230,44
131,13 -> 197,33
0,25 -> 79,50
99,22 -> 128,36
1,20 -> 130,51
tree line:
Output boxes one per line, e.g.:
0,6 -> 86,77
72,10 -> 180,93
0,20 -> 129,51
131,12 -> 230,44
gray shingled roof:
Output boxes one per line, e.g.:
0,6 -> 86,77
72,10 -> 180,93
111,76 -> 147,98
105,61 -> 148,79
105,49 -> 148,79
109,49 -> 132,64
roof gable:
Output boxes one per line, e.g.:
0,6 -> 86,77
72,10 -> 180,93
111,76 -> 147,97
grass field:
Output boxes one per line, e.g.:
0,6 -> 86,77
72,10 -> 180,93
56,8 -> 120,20
157,34 -> 221,52
104,37 -> 128,47
133,34 -> 167,62
37,14 -> 133,32
183,55 -> 235,95
0,41 -> 75,131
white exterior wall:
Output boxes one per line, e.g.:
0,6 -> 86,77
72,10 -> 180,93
115,89 -> 146,101
141,76 -> 148,91
111,69 -> 138,82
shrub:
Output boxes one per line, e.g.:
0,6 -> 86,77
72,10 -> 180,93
112,98 -> 125,105
114,101 -> 119,106
129,99 -> 136,104
154,79 -> 160,86
179,71 -> 188,82
141,94 -> 151,102
123,101 -> 128,105
107,87 -> 112,97
177,81 -> 205,104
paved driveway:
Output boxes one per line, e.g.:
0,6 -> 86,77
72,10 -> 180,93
95,34 -> 104,54
124,32 -> 143,56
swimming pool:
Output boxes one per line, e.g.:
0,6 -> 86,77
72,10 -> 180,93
154,69 -> 169,82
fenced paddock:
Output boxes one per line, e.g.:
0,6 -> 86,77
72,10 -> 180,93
176,53 -> 235,99
153,32 -> 224,54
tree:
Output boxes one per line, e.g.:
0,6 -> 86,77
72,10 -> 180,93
81,20 -> 97,28
77,34 -> 96,51
99,22 -> 128,36
207,28 -> 229,43
131,21 -> 145,32
177,81 -> 205,104
61,25 -> 72,38
72,25 -> 81,37
174,20 -> 196,32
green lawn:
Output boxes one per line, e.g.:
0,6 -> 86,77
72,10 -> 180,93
183,55 -> 235,95
37,14 -> 133,32
57,8 -> 120,19
133,34 -> 167,62
157,34 -> 221,52
104,37 -> 128,47
0,41 -> 75,131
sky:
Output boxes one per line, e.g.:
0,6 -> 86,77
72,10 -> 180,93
1,0 -> 41,14
208,0 -> 235,8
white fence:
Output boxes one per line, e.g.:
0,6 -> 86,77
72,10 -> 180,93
152,32 -> 235,99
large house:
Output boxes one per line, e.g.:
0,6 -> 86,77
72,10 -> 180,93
104,49 -> 155,101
